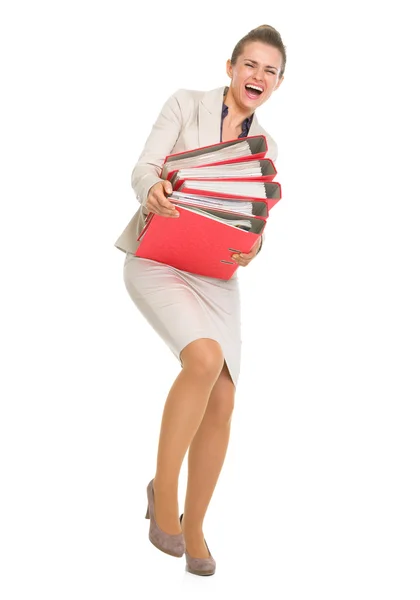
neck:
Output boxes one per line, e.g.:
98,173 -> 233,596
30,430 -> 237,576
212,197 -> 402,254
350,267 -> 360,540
223,87 -> 253,129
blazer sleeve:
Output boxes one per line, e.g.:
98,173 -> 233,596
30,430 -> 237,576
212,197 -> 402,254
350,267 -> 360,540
131,92 -> 183,215
256,139 -> 278,255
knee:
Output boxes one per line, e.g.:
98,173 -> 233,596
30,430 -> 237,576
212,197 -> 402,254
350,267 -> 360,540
180,338 -> 225,382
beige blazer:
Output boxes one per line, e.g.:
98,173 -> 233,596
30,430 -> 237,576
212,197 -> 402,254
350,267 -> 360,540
114,85 -> 278,255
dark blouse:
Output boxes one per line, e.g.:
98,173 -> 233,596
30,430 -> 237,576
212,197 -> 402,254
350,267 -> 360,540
220,103 -> 254,142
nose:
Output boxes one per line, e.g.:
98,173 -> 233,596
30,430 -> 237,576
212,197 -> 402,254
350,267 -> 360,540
255,65 -> 264,81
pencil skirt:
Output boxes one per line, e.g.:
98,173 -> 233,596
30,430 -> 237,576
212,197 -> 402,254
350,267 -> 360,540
123,252 -> 242,387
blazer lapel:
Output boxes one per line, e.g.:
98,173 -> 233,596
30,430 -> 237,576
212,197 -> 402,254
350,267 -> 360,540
248,111 -> 262,136
198,86 -> 228,148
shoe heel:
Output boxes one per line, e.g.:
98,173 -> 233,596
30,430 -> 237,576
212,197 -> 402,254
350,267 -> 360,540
146,478 -> 185,557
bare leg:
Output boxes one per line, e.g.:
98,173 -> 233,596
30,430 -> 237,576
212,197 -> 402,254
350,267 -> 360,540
181,361 -> 235,557
152,339 -> 225,535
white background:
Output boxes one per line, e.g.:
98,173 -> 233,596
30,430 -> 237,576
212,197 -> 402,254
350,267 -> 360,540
1,0 -> 419,598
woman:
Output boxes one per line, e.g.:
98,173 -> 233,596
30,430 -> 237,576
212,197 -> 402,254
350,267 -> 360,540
114,24 -> 286,576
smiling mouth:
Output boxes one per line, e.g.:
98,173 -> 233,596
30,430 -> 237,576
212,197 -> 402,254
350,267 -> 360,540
244,84 -> 264,99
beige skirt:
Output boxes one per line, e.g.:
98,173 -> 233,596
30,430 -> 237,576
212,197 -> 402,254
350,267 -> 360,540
123,252 -> 242,387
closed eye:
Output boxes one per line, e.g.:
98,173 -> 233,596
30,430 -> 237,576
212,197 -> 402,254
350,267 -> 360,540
245,62 -> 276,75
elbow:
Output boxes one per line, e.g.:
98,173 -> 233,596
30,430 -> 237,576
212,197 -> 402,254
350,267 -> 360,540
131,160 -> 160,190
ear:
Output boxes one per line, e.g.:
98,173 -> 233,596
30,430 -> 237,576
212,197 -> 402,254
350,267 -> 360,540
274,75 -> 284,91
226,59 -> 233,79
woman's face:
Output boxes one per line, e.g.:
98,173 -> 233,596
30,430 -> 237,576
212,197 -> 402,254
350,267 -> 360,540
226,41 -> 284,111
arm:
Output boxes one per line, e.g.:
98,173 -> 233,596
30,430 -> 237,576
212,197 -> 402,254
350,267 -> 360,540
131,92 -> 183,215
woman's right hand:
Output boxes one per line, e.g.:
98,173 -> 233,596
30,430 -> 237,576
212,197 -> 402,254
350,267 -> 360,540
145,181 -> 180,218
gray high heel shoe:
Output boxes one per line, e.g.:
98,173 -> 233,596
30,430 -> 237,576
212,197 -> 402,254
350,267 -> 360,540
145,479 -> 185,557
180,513 -> 216,576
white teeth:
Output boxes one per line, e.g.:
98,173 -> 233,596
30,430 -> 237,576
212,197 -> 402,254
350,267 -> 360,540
246,84 -> 263,93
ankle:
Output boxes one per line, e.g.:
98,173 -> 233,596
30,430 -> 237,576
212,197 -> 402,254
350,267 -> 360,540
181,516 -> 204,533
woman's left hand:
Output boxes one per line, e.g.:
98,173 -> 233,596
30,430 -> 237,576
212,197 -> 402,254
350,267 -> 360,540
231,237 -> 262,267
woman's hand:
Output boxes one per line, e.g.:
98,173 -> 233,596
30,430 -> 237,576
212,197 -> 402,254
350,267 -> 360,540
145,181 -> 180,218
231,236 -> 262,267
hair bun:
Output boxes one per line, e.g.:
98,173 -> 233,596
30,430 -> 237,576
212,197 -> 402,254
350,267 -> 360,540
254,24 -> 276,31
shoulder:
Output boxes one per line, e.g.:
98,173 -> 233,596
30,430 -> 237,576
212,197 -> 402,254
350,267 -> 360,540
162,88 -> 220,131
168,88 -> 206,110
172,88 -> 206,101
156,88 -> 206,126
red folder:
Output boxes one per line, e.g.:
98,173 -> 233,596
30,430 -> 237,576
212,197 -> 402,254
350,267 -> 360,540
170,158 -> 277,190
134,205 -> 266,280
170,192 -> 269,218
179,181 -> 282,212
160,135 -> 268,180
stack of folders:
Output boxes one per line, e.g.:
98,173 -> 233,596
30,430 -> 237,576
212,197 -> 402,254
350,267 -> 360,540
135,134 -> 282,280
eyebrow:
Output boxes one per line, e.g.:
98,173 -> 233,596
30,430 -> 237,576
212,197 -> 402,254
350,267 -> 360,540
243,58 -> 279,71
